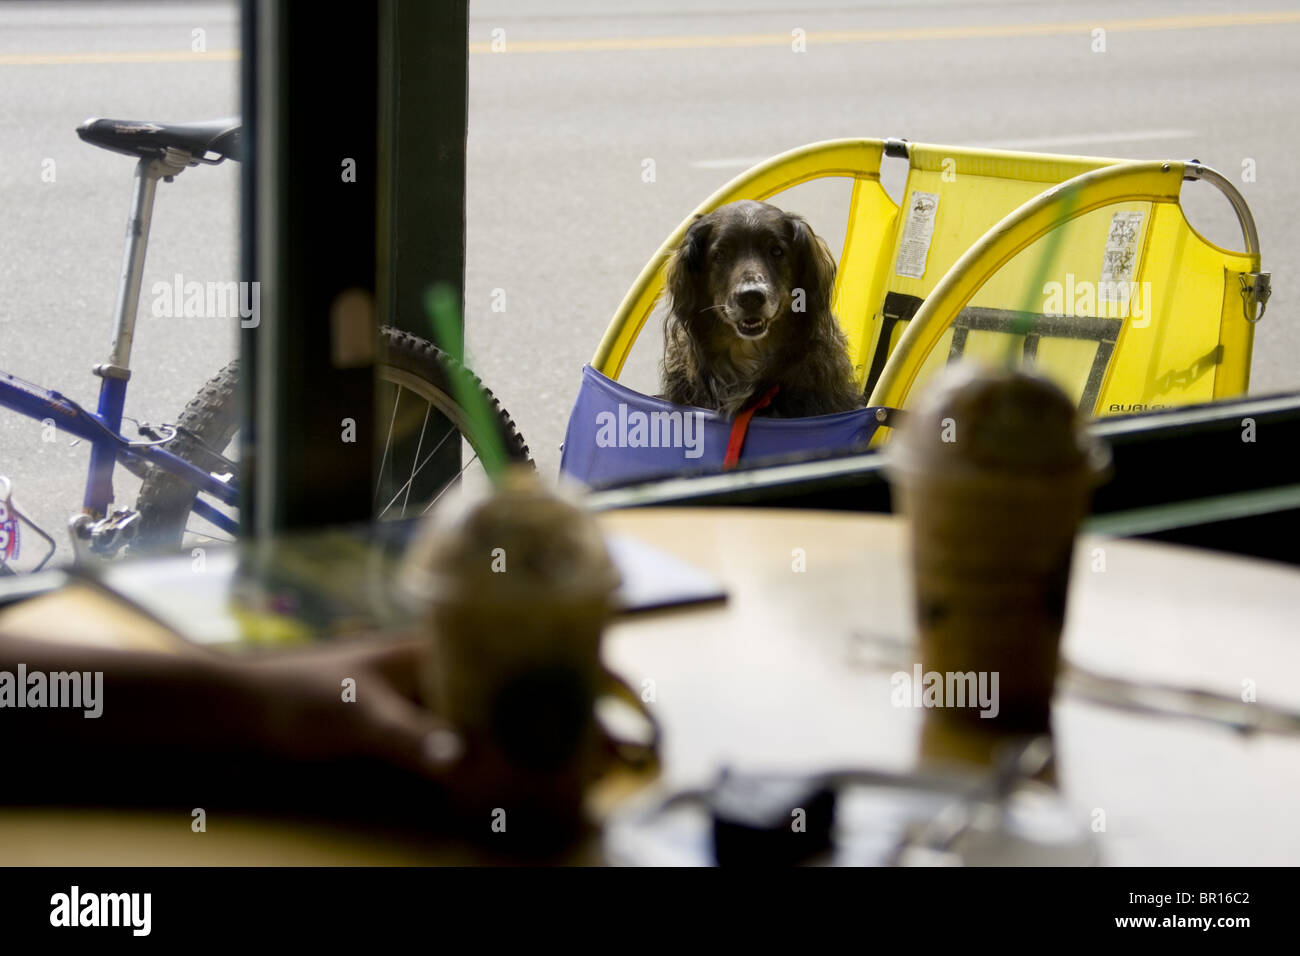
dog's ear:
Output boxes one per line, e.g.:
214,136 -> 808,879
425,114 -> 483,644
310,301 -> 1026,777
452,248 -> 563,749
675,214 -> 712,273
788,213 -> 837,318
665,214 -> 712,319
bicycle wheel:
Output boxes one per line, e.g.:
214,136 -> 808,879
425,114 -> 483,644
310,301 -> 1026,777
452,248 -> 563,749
132,326 -> 531,554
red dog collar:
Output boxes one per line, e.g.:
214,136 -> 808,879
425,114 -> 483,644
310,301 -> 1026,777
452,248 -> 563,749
723,385 -> 780,469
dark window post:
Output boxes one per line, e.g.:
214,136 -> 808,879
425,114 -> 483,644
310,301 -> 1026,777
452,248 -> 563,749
239,0 -> 468,535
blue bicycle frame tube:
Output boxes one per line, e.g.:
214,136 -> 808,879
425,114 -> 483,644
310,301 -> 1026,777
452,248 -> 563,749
82,374 -> 128,514
0,371 -> 238,533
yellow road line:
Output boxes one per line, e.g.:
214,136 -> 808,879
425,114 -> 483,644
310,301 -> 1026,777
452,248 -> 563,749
0,49 -> 238,66
466,10 -> 1300,54
2,10 -> 1297,66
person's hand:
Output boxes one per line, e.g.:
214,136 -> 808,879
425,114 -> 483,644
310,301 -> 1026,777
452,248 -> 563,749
241,637 -> 464,781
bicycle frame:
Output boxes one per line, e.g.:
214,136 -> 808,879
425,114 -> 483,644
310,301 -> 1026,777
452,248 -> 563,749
0,371 -> 237,535
0,152 -> 239,547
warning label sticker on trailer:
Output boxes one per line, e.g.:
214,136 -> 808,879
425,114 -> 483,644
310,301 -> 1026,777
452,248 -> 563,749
895,191 -> 940,279
1099,210 -> 1144,301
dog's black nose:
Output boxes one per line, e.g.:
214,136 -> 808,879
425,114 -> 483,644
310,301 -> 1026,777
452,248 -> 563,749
735,287 -> 767,311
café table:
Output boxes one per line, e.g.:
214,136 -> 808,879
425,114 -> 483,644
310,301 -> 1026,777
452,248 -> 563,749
1,508 -> 1297,865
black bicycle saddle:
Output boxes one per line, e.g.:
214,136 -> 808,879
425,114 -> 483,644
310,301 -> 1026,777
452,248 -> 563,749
76,117 -> 241,163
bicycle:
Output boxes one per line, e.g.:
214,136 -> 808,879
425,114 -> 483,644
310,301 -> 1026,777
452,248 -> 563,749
0,116 -> 531,576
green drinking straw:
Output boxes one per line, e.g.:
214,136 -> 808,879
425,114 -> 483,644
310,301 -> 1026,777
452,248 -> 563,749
421,282 -> 508,482
1005,183 -> 1080,368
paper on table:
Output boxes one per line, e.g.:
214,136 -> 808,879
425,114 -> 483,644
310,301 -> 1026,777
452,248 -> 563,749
605,532 -> 726,613
92,530 -> 726,649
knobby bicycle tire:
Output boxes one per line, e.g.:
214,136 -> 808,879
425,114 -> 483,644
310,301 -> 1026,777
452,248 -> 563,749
132,326 -> 531,554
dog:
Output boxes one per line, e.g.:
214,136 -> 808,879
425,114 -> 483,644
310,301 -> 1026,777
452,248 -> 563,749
660,199 -> 864,418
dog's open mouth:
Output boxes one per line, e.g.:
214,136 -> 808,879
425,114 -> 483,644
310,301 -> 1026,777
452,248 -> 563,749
734,317 -> 767,338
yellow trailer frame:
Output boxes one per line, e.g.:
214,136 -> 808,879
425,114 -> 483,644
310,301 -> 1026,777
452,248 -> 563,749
592,138 -> 1270,439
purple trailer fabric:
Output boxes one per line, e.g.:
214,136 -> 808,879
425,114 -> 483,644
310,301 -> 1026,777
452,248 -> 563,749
559,365 -> 884,487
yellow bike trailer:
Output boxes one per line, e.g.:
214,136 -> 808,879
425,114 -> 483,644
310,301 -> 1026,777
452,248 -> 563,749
562,138 -> 1270,484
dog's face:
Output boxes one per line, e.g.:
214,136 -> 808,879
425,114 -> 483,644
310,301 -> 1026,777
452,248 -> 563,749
661,200 -> 862,417
666,200 -> 836,345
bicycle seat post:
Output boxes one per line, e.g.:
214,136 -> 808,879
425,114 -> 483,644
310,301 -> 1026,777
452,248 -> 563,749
82,150 -> 191,517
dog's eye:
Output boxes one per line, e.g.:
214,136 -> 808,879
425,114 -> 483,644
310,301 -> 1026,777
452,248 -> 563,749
769,245 -> 783,258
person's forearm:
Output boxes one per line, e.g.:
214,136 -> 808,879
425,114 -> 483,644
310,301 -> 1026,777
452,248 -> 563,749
0,632 -> 269,759
0,628 -> 448,809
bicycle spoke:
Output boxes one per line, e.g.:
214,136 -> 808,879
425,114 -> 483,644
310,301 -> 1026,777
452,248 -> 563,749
400,404 -> 433,518
377,418 -> 460,518
422,450 -> 480,515
183,508 -> 237,546
375,384 -> 402,506
185,527 -> 236,546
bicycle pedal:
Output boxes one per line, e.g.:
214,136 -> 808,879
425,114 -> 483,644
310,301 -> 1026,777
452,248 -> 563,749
70,508 -> 141,559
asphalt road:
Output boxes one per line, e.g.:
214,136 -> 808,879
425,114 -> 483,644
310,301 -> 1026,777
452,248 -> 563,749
2,0 -> 1298,569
